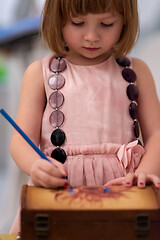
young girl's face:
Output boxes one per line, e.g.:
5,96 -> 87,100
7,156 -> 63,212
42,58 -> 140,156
62,11 -> 123,65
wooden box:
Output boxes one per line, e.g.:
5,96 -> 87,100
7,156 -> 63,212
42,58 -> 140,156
21,185 -> 160,240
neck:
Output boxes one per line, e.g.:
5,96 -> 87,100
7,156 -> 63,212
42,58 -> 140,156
65,51 -> 112,66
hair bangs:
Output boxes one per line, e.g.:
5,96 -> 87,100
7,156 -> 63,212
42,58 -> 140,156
60,0 -> 124,20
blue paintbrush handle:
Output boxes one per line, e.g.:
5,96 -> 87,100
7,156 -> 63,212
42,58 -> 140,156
0,108 -> 69,180
0,108 -> 51,163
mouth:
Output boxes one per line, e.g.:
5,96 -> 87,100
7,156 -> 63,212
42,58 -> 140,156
83,47 -> 100,52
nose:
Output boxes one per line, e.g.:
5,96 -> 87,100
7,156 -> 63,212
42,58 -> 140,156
84,28 -> 100,42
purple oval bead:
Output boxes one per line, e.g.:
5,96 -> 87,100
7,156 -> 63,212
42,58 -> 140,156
127,84 -> 138,101
51,129 -> 65,146
49,91 -> 64,109
122,68 -> 136,83
116,57 -> 131,67
48,74 -> 65,90
49,110 -> 64,128
133,120 -> 139,138
50,58 -> 67,73
51,147 -> 67,164
129,102 -> 138,120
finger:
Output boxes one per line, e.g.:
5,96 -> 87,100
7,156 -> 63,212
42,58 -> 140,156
137,172 -> 147,188
38,159 -> 66,179
32,168 -> 69,188
105,177 -> 125,186
147,175 -> 160,188
124,173 -> 135,187
47,156 -> 67,176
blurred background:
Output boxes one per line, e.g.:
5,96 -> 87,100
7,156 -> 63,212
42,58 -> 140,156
0,0 -> 160,233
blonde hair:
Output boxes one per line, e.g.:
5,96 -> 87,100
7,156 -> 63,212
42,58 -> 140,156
41,0 -> 139,58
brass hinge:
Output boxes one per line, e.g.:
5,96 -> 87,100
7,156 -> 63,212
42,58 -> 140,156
136,214 -> 150,238
35,214 -> 50,239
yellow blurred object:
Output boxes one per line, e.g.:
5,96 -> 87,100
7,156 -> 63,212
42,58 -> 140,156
0,235 -> 16,240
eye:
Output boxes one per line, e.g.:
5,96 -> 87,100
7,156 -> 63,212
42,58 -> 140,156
71,21 -> 84,26
101,23 -> 114,27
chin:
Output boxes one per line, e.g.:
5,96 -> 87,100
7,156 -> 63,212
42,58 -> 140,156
81,53 -> 102,60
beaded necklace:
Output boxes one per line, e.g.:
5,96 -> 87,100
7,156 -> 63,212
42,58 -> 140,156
48,56 -> 67,163
48,56 -> 140,164
116,57 -> 140,143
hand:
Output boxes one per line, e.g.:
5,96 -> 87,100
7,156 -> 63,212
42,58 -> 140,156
30,157 -> 68,188
104,172 -> 160,189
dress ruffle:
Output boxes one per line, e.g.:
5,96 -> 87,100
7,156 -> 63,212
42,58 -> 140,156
43,140 -> 145,186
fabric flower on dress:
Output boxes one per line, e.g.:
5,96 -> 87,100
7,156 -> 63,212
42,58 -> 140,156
117,140 -> 145,175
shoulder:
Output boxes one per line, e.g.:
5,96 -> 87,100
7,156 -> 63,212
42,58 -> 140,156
131,57 -> 156,92
131,57 -> 160,141
24,54 -> 55,79
130,57 -> 157,102
20,59 -> 46,105
131,57 -> 157,99
24,59 -> 43,80
131,57 -> 148,69
131,57 -> 153,82
21,59 -> 45,91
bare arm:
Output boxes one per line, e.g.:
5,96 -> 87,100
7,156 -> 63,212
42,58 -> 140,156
132,58 -> 160,177
105,58 -> 160,188
10,60 -> 68,188
10,60 -> 46,174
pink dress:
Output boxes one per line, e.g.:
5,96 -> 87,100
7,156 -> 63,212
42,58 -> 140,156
40,54 -> 144,187
9,54 -> 145,233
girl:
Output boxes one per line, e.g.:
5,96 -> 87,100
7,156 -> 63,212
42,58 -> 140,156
10,0 -> 160,233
